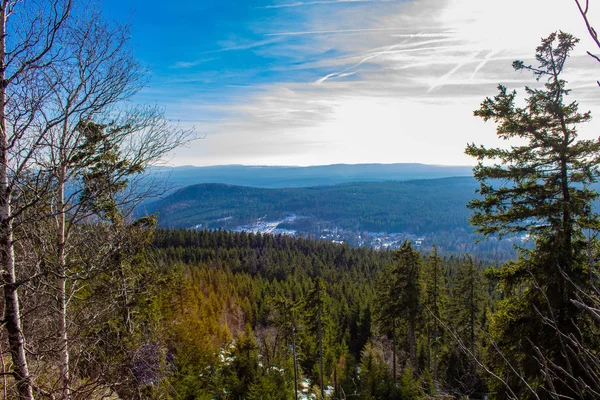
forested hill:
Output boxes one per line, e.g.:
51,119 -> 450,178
147,177 -> 478,234
145,229 -> 495,399
148,163 -> 473,189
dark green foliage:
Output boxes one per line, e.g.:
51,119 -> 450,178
450,255 -> 484,355
247,372 -> 291,400
137,229 -> 500,399
147,178 -> 536,259
357,342 -> 398,400
77,120 -> 144,222
420,246 -> 447,389
467,32 -> 600,399
446,255 -> 486,396
223,326 -> 261,399
398,366 -> 422,400
303,277 -> 330,396
466,33 -> 599,240
373,241 -> 422,385
391,242 -> 422,371
149,178 -> 478,234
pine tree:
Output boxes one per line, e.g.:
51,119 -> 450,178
374,241 -> 421,376
373,263 -> 400,382
447,255 -> 485,396
304,276 -> 328,398
271,295 -> 303,400
466,32 -> 600,398
421,246 -> 447,390
451,255 -> 483,356
393,242 -> 421,373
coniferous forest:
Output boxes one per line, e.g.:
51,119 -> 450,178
2,1 -> 600,400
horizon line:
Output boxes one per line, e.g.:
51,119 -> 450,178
156,162 -> 477,169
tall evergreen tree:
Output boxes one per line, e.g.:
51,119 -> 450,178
421,246 -> 447,389
271,295 -> 303,400
373,263 -> 400,382
374,242 -> 421,382
451,255 -> 483,356
446,255 -> 485,396
466,32 -> 600,399
304,276 -> 328,398
374,241 -> 422,374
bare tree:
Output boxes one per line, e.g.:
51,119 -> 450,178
435,259 -> 600,400
0,1 -> 192,398
574,0 -> 600,85
35,8 -> 189,397
0,1 -> 73,398
574,1 -> 600,59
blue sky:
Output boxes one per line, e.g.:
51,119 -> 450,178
100,0 -> 600,166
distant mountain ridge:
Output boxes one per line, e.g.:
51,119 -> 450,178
147,177 -> 479,234
149,163 -> 474,189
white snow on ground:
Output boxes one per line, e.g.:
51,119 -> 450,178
233,214 -> 298,235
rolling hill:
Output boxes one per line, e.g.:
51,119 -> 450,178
148,163 -> 474,189
146,177 -> 479,234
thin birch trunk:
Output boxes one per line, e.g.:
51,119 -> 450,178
0,3 -> 33,398
57,164 -> 70,399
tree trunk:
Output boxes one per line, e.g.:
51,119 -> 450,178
318,289 -> 324,399
392,318 -> 396,383
333,364 -> 338,399
0,3 -> 33,398
426,322 -> 430,375
57,164 -> 70,399
433,255 -> 438,390
409,319 -> 416,374
433,342 -> 438,393
470,263 -> 475,356
292,329 -> 299,400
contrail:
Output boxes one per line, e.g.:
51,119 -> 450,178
315,37 -> 458,85
316,73 -> 338,84
266,28 -> 415,36
315,71 -> 358,84
261,0 -> 398,9
390,33 -> 456,39
470,49 -> 498,79
428,52 -> 479,92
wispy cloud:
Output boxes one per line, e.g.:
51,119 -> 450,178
260,0 -> 398,9
157,0 -> 600,166
265,27 -> 414,36
212,38 -> 281,52
170,57 -> 219,69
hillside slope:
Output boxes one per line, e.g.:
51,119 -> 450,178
148,163 -> 473,189
148,177 -> 479,234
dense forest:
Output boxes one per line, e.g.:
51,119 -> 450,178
2,0 -> 600,399
146,178 -> 479,233
121,228 -> 496,399
144,179 -> 532,261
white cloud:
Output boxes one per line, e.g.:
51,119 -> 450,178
170,0 -> 600,166
261,0 -> 400,9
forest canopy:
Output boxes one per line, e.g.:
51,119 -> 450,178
0,0 -> 599,398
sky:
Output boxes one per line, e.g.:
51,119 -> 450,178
100,0 -> 600,166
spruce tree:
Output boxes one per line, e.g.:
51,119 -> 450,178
393,242 -> 422,373
451,255 -> 483,356
373,263 -> 401,382
466,32 -> 600,398
421,246 -> 447,389
447,255 -> 485,396
304,276 -> 329,398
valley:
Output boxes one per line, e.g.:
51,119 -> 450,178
145,176 -> 526,260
